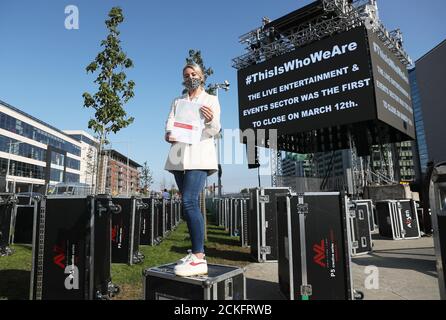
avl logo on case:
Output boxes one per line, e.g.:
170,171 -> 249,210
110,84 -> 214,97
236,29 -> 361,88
112,226 -> 118,242
53,245 -> 66,269
313,240 -> 326,268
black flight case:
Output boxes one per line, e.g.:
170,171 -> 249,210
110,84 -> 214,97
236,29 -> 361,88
352,199 -> 376,232
0,193 -> 16,256
11,194 -> 41,245
248,187 -> 289,262
375,200 -> 421,240
237,198 -> 249,247
143,263 -> 246,300
348,200 -> 373,256
111,196 -> 146,264
30,195 -> 120,300
140,198 -> 156,246
276,192 -> 358,300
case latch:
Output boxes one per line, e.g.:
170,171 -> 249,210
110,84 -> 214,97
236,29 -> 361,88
260,246 -> 271,255
300,285 -> 312,297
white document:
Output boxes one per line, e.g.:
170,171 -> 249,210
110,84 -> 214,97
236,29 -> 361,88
171,99 -> 204,145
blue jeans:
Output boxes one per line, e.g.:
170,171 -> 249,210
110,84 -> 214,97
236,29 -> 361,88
173,170 -> 207,254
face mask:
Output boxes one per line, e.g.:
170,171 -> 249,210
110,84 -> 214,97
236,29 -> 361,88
183,78 -> 201,91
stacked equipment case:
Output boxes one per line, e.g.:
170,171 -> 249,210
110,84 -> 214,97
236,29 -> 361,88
375,200 -> 421,240
429,162 -> 446,299
417,206 -> 433,235
249,187 -> 289,262
0,193 -> 16,256
238,198 -> 249,247
30,195 -> 120,300
352,199 -> 376,232
276,192 -> 357,300
155,199 -> 164,242
229,198 -> 239,237
143,263 -> 246,300
348,200 -> 373,256
111,197 -> 146,264
140,198 -> 156,246
11,194 -> 41,245
165,199 -> 173,235
173,199 -> 181,228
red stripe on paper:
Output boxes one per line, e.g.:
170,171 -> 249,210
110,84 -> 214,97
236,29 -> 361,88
174,122 -> 193,130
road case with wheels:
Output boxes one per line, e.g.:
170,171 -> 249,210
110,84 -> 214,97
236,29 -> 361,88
0,193 -> 15,256
276,192 -> 355,300
111,197 -> 145,264
30,195 -> 120,300
143,263 -> 246,300
348,201 -> 373,256
376,200 -> 420,240
140,198 -> 155,246
249,187 -> 289,262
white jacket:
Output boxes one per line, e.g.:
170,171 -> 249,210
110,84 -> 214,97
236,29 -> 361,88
164,91 -> 221,176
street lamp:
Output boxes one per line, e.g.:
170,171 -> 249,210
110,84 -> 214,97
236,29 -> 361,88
210,80 -> 230,97
6,141 -> 25,192
209,81 -> 230,198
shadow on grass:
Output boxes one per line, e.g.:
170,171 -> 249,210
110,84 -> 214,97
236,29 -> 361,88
169,245 -> 252,263
12,244 -> 33,251
206,236 -> 240,247
0,270 -> 30,300
168,245 -> 191,255
207,225 -> 229,236
205,247 -> 252,263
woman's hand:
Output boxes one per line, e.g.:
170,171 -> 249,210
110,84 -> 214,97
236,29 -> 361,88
165,132 -> 176,143
200,105 -> 214,123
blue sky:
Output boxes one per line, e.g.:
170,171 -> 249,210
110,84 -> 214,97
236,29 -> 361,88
0,0 -> 445,192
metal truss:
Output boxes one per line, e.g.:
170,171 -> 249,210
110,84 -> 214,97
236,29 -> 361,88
232,0 -> 412,70
270,149 -> 278,187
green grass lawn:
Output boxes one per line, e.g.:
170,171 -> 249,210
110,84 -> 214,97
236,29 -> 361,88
0,215 -> 252,300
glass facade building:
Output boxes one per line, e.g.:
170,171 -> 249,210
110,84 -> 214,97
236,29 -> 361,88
0,99 -> 83,191
409,69 -> 429,175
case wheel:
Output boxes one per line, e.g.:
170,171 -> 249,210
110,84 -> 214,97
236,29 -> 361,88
0,245 -> 14,257
353,290 -> 364,300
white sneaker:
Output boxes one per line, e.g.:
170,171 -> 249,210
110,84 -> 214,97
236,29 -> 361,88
176,250 -> 193,265
174,254 -> 208,277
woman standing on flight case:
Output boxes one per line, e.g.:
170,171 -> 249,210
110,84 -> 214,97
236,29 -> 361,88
164,63 -> 221,277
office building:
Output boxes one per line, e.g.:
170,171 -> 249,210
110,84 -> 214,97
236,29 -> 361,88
0,99 -> 83,193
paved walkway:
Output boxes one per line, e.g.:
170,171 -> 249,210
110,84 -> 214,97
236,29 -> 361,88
244,235 -> 440,300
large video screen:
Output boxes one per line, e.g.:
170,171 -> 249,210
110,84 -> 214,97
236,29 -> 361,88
237,26 -> 415,140
368,31 -> 415,138
238,27 -> 375,135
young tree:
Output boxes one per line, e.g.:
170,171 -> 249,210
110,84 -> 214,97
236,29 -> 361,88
82,7 -> 135,193
139,161 -> 154,195
183,49 -> 216,95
